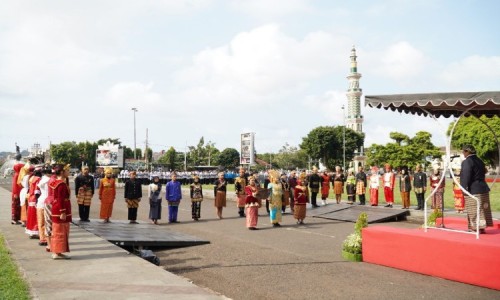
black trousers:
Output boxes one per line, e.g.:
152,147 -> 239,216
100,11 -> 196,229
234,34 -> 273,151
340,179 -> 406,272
415,193 -> 425,209
128,208 -> 138,220
311,192 -> 318,206
358,194 -> 366,205
78,204 -> 90,221
238,207 -> 245,217
265,199 -> 270,213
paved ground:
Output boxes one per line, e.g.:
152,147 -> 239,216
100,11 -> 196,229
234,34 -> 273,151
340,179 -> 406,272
1,179 -> 499,299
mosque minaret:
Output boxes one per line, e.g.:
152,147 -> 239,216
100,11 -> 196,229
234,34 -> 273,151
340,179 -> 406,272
346,46 -> 363,133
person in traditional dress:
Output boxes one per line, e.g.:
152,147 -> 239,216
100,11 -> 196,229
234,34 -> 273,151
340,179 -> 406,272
308,166 -> 321,208
19,163 -> 33,227
166,173 -> 182,223
332,166 -> 345,204
345,169 -> 356,204
399,166 -> 411,209
355,166 -> 367,205
452,168 -> 465,213
413,165 -> 427,210
74,166 -> 94,222
369,166 -> 380,206
429,168 -> 445,209
190,176 -> 203,221
36,166 -> 51,246
213,172 -> 227,219
320,170 -> 330,206
460,145 -> 493,233
245,176 -> 260,230
235,167 -> 247,217
124,170 -> 142,224
280,173 -> 290,213
26,166 -> 42,238
267,170 -> 283,227
48,164 -> 72,259
11,159 -> 25,225
294,172 -> 308,225
383,164 -> 395,208
148,176 -> 162,224
99,167 -> 116,223
288,171 -> 298,213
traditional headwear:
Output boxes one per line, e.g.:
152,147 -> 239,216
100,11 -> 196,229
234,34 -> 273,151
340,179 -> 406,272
299,172 -> 307,180
104,167 -> 113,175
268,170 -> 280,182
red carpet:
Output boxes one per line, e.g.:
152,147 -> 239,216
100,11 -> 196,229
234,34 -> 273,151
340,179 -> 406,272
362,218 -> 500,290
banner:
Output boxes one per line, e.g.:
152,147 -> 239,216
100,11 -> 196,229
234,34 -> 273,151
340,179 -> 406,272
240,133 -> 255,165
96,141 -> 124,168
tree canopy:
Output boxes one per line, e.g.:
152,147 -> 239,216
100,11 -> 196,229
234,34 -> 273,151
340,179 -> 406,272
448,115 -> 500,168
300,126 -> 364,170
366,131 -> 441,170
216,148 -> 240,169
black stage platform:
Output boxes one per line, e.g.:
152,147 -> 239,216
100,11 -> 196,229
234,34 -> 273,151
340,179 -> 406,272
310,204 -> 409,223
75,219 -> 210,248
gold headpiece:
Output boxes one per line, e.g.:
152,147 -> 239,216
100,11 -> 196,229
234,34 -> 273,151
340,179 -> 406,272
104,167 -> 113,175
268,170 -> 280,181
64,164 -> 71,172
299,172 -> 307,180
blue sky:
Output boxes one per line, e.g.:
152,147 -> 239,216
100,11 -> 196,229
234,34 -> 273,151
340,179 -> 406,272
1,0 -> 499,155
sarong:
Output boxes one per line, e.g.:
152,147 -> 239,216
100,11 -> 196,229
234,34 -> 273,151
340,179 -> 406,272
294,205 -> 306,220
25,201 -> 39,236
77,187 -> 93,206
369,188 -> 378,206
333,181 -> 343,195
237,194 -> 246,208
282,190 -> 290,206
100,199 -> 114,219
453,189 -> 465,211
44,203 -> 53,237
401,191 -> 410,208
37,208 -> 47,242
50,222 -> 70,253
246,206 -> 258,228
384,186 -> 394,203
431,189 -> 444,209
465,193 -> 493,230
356,181 -> 366,195
269,207 -> 282,224
215,191 -> 226,208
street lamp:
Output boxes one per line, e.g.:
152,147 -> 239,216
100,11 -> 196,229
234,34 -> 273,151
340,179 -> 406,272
131,108 -> 138,159
341,105 -> 346,172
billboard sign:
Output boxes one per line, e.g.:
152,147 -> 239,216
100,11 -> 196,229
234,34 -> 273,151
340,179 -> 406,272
96,141 -> 124,168
240,132 -> 255,165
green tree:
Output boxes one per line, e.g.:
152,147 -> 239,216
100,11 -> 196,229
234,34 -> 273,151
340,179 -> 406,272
273,143 -> 308,170
158,147 -> 178,170
448,115 -> 500,168
122,146 -> 134,159
217,148 -> 240,169
366,131 -> 441,170
134,148 -> 142,159
77,141 -> 98,171
50,142 -> 80,167
300,126 -> 364,170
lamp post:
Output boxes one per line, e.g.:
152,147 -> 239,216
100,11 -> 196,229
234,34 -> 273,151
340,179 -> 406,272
131,108 -> 138,159
341,105 -> 346,171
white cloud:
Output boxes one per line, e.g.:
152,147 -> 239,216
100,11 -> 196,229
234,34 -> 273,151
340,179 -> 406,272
370,41 -> 428,82
104,82 -> 163,111
304,90 -> 346,123
229,0 -> 313,17
438,55 -> 500,90
175,24 -> 351,105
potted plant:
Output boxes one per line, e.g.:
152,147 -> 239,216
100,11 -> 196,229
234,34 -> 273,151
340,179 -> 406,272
341,212 -> 368,262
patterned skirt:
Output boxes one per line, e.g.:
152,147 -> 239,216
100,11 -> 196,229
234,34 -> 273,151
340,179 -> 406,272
333,181 -> 343,195
294,205 -> 307,220
215,191 -> 227,208
465,193 -> 493,230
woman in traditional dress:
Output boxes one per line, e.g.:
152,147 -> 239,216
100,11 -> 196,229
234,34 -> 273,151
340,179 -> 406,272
280,173 -> 290,214
399,166 -> 411,209
383,164 -> 396,208
245,176 -> 260,230
37,166 -> 51,246
213,172 -> 227,219
48,164 -> 72,259
369,166 -> 380,206
294,173 -> 308,225
320,170 -> 330,206
452,168 -> 465,213
267,170 -> 283,227
430,168 -> 445,209
99,167 -> 116,223
19,164 -> 33,227
148,176 -> 162,224
345,169 -> 356,204
190,176 -> 203,221
26,167 -> 42,238
332,166 -> 345,204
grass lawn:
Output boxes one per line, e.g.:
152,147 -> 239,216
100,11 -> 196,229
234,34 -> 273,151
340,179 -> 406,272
0,234 -> 30,300
195,179 -> 500,211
